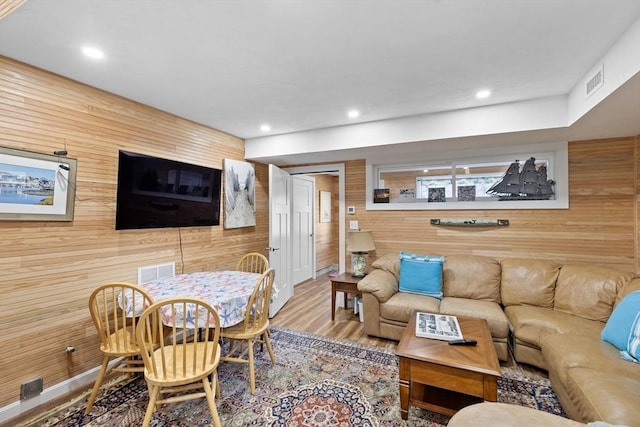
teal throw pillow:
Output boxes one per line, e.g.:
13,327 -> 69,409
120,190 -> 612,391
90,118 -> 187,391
601,291 -> 640,352
398,251 -> 444,299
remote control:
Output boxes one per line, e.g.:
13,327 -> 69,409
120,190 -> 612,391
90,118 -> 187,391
448,339 -> 477,346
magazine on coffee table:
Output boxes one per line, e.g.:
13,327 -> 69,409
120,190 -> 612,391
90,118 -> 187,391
415,312 -> 463,341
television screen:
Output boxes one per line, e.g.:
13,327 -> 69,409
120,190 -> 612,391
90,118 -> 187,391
115,150 -> 222,230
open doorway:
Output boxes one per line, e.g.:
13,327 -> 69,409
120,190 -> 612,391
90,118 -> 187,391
285,164 -> 346,279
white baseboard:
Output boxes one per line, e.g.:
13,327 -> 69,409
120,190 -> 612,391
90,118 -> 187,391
0,359 -> 120,424
316,264 -> 338,277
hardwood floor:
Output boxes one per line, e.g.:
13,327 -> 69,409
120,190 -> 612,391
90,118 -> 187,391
7,273 -> 396,426
271,273 -> 398,350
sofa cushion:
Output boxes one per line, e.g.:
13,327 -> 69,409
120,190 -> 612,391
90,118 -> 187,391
565,368 -> 640,426
500,258 -> 561,307
601,291 -> 640,352
448,402 -> 586,427
379,292 -> 440,324
554,265 -> 635,322
541,333 -> 640,386
439,297 -> 509,339
442,255 -> 501,303
357,269 -> 398,303
398,252 -> 444,299
370,253 -> 401,281
505,305 -> 604,349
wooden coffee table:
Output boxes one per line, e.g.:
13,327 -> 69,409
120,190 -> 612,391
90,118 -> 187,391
396,313 -> 501,419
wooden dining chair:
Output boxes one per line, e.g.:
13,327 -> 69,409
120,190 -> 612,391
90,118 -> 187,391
236,252 -> 269,274
86,282 -> 155,414
221,268 -> 275,394
236,252 -> 272,348
136,297 -> 222,427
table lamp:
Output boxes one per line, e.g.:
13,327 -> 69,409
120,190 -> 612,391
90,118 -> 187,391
346,230 -> 376,278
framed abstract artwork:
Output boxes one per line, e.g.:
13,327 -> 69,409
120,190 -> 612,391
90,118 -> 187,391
320,191 -> 331,223
223,159 -> 256,229
0,146 -> 77,221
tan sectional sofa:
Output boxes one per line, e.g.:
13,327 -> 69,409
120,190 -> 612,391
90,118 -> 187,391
448,402 -> 587,427
358,254 -> 510,360
357,253 -> 640,426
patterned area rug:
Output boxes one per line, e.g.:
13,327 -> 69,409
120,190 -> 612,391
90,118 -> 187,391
22,327 -> 565,426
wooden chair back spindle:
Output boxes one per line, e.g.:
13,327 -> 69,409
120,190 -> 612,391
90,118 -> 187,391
136,297 -> 222,427
236,252 -> 269,274
86,282 -> 154,414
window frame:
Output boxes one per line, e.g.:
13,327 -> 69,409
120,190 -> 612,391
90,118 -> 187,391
365,141 -> 568,210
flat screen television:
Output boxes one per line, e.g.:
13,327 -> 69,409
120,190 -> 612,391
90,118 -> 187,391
115,150 -> 222,230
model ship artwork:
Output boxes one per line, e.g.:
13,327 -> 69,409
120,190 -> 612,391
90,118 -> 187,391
486,157 -> 555,200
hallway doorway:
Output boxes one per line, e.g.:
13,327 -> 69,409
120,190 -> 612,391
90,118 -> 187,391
285,164 -> 346,280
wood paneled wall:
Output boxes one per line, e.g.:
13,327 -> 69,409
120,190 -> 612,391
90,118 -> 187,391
0,57 -> 269,408
314,174 -> 338,271
1,55 -> 638,412
0,0 -> 28,19
343,137 -> 639,273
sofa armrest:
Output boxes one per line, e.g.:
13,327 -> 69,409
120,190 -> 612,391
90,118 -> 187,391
358,269 -> 398,303
616,277 -> 640,307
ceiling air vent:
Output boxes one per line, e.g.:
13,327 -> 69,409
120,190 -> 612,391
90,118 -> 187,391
586,64 -> 604,98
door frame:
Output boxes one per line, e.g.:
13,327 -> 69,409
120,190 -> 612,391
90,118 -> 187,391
291,174 -> 316,282
268,164 -> 292,317
285,163 -> 346,274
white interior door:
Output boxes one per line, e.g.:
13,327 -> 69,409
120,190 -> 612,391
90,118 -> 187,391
291,175 -> 315,284
268,164 -> 292,317
285,164 -> 346,274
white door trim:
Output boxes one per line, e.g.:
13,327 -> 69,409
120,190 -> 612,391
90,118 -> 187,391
268,164 -> 292,317
291,174 -> 315,283
285,164 -> 346,274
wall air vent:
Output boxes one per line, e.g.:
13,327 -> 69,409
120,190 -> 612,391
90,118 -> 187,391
586,64 -> 604,98
138,262 -> 175,284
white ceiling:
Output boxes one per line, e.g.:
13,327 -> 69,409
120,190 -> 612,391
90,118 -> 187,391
1,0 -> 639,164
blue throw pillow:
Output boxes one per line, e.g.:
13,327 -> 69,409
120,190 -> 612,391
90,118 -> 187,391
398,252 -> 444,299
601,291 -> 640,352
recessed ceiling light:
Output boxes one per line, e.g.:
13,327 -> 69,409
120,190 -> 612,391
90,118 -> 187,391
347,110 -> 360,119
260,124 -> 271,132
82,46 -> 105,59
476,89 -> 491,99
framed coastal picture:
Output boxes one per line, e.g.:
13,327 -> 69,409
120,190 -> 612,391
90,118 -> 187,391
223,159 -> 256,229
0,146 -> 77,221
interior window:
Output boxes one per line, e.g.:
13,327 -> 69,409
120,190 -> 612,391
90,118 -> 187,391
368,148 -> 565,210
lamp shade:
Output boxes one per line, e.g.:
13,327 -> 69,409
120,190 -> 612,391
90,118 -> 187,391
346,230 -> 376,253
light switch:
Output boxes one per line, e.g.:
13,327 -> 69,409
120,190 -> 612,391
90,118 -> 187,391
349,220 -> 359,230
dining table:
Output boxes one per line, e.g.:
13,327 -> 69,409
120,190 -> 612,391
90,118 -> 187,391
119,270 -> 261,328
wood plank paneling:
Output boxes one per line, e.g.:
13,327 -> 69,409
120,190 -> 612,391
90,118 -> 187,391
0,0 -> 28,19
1,55 -> 638,413
342,137 -> 639,273
315,174 -> 338,271
0,57 -> 269,407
